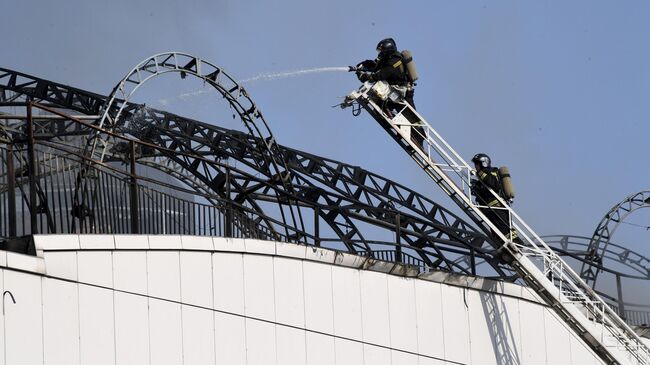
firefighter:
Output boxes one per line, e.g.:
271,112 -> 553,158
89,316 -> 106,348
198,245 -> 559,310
470,153 -> 519,243
356,38 -> 423,149
356,38 -> 416,108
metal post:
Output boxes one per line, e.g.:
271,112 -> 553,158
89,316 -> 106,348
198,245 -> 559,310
314,207 -> 320,247
395,213 -> 402,263
224,168 -> 232,238
26,102 -> 38,234
616,274 -> 626,321
6,144 -> 16,237
470,248 -> 476,276
129,141 -> 139,234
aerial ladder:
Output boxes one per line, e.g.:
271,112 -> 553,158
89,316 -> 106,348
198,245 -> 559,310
341,81 -> 650,365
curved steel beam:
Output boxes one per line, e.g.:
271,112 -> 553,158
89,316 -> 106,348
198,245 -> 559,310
129,108 -> 502,260
0,66 -> 490,245
128,106 -> 490,247
34,139 -> 506,275
0,67 -> 514,278
83,53 -> 305,240
0,68 -> 104,114
38,110 -> 509,275
544,235 -> 650,280
580,191 -> 650,286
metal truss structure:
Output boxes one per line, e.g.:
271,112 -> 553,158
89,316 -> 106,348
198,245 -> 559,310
1,63 -> 649,333
545,235 -> 650,326
580,191 -> 650,287
0,66 -> 514,279
82,53 -> 305,240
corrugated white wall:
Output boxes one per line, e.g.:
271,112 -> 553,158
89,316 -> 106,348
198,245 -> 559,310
0,235 -> 606,365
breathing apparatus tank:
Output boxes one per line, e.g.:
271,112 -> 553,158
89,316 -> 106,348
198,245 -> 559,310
498,166 -> 515,201
401,50 -> 418,83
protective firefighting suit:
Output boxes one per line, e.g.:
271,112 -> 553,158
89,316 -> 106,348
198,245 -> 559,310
471,167 -> 519,243
356,48 -> 422,149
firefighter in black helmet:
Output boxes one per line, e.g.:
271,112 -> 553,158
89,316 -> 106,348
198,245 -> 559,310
470,153 -> 519,243
356,38 -> 415,108
356,38 -> 422,148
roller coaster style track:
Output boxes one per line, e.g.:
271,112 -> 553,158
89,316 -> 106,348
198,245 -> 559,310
1,63 -> 649,332
581,191 -> 650,287
0,65 -> 513,278
84,52 -> 306,242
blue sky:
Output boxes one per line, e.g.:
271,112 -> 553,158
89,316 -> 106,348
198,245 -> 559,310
2,1 -> 649,279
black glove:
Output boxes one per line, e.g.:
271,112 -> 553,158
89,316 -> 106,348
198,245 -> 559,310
357,59 -> 377,71
357,71 -> 371,82
470,179 -> 481,196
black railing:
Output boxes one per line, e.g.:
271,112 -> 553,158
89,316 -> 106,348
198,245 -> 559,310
0,143 -> 285,240
623,310 -> 650,327
0,103 -> 298,242
611,305 -> 650,327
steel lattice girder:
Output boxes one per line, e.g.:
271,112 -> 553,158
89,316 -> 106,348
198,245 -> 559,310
5,68 -> 650,295
0,67 -> 515,277
125,106 -> 489,248
580,191 -> 650,286
11,130 -> 499,275
0,66 -> 482,244
545,235 -> 650,281
0,68 -> 104,114
46,107 -> 504,275
80,53 -> 306,241
98,106 -> 504,272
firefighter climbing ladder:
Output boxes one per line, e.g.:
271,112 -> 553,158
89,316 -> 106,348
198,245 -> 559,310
343,82 -> 650,365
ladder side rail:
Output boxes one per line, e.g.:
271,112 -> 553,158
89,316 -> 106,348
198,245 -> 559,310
404,117 -> 647,362
392,100 -> 472,170
359,102 -> 502,243
361,98 -> 526,249
371,96 -> 469,173
528,249 -> 649,361
407,94 -> 650,360
386,96 -> 650,336
365,94 -> 513,217
367,101 -> 479,215
462,150 -> 650,357
357,90 -> 650,364
512,253 -> 630,364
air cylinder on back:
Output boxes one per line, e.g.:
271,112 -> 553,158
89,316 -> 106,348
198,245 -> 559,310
498,166 -> 515,200
401,50 -> 418,82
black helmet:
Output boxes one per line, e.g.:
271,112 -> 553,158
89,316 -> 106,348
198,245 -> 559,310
471,153 -> 491,169
376,38 -> 397,57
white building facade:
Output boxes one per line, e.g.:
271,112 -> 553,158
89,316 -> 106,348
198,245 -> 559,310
0,235 -> 606,364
